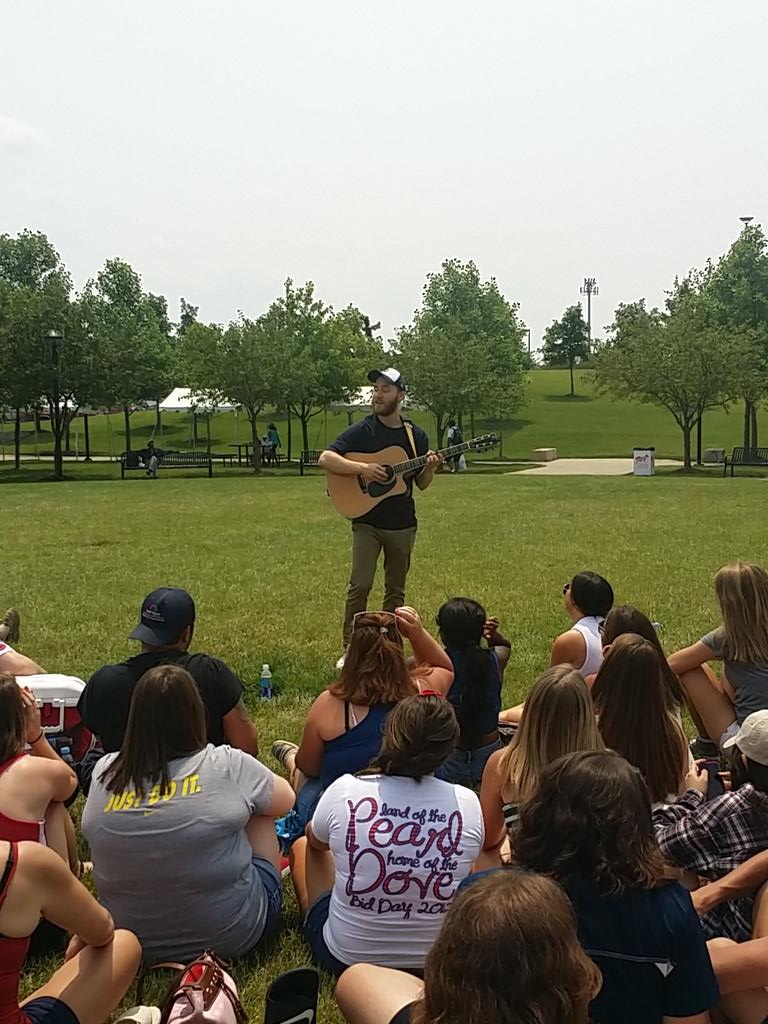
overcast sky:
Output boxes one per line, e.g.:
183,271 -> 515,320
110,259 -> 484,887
2,1 -> 765,348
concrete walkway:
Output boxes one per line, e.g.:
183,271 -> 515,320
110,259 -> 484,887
512,458 -> 681,476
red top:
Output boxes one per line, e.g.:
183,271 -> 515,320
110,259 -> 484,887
0,757 -> 44,845
0,842 -> 32,1024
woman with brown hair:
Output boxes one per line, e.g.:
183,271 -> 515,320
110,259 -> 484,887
515,749 -> 768,1024
599,605 -> 684,706
592,633 -> 689,806
82,664 -> 293,962
0,675 -> 78,868
291,695 -> 483,976
272,607 -> 453,846
479,665 -> 603,853
334,870 -> 600,1024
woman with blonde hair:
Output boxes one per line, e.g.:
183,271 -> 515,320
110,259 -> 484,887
670,561 -> 768,751
593,633 -> 689,806
479,665 -> 603,853
335,870 -> 600,1024
272,607 -> 453,846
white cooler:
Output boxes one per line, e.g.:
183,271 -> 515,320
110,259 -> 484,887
633,447 -> 656,476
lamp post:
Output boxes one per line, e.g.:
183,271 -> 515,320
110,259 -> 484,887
740,216 -> 754,231
580,277 -> 599,353
45,329 -> 64,480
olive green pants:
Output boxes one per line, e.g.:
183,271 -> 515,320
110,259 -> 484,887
341,523 -> 417,646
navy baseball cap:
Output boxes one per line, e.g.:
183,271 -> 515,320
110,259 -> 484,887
367,367 -> 405,390
130,588 -> 196,645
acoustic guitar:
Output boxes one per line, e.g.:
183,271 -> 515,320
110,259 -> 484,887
326,433 -> 500,519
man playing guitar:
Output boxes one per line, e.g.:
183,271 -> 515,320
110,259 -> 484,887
318,368 -> 441,658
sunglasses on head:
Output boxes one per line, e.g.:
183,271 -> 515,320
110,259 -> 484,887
353,611 -> 400,637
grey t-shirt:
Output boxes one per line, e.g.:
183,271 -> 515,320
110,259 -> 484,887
702,627 -> 768,723
82,744 -> 275,962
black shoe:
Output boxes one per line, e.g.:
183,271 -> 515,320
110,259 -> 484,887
689,736 -> 719,760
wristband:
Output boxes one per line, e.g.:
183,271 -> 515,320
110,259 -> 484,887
29,730 -> 45,745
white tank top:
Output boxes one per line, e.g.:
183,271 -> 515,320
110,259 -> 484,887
571,616 -> 604,678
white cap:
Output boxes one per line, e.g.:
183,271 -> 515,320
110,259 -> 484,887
367,367 -> 405,389
723,710 -> 768,766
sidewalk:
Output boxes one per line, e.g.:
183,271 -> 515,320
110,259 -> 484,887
512,458 -> 681,476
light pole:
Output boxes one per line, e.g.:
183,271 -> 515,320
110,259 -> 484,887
45,329 -> 64,480
580,278 -> 599,353
740,216 -> 754,231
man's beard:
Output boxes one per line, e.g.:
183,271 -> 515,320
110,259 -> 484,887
373,397 -> 399,417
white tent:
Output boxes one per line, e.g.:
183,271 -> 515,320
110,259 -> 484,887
159,388 -> 236,412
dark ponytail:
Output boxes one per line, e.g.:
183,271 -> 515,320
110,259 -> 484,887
437,598 -> 496,748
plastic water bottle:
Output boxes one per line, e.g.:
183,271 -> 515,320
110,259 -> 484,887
259,664 -> 273,700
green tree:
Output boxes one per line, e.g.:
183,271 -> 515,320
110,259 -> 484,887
260,280 -> 381,453
703,224 -> 768,448
594,296 -> 744,468
82,259 -> 172,451
0,231 -> 98,479
541,304 -> 590,396
396,259 -> 526,445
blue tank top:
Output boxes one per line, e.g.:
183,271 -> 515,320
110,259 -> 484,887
320,702 -> 395,788
445,647 -> 501,746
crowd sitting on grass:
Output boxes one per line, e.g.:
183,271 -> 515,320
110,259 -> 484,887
7,561 -> 768,1023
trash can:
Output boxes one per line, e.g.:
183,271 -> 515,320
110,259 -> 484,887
633,447 -> 656,476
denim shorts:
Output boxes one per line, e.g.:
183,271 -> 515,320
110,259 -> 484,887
720,720 -> 740,750
436,737 -> 502,786
303,891 -> 350,977
22,997 -> 79,1024
253,856 -> 283,942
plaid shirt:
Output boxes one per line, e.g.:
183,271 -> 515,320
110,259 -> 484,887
653,784 -> 768,941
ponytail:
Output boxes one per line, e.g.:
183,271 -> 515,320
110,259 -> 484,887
455,646 -> 496,747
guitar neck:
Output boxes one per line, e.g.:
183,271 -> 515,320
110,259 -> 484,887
391,440 -> 476,477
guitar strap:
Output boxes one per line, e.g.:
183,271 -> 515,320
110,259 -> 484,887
401,418 -> 418,469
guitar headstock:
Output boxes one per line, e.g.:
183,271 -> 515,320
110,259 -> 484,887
467,433 -> 500,452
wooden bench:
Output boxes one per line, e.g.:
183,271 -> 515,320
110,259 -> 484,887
299,450 -> 322,476
723,447 -> 768,477
120,450 -> 213,479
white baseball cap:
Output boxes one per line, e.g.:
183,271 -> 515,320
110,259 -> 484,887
367,367 -> 405,390
723,710 -> 768,767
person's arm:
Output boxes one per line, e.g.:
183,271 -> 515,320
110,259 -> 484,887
306,822 -> 330,853
654,771 -> 724,876
395,607 -> 454,694
479,749 -> 507,851
24,843 -> 115,951
318,449 -> 388,482
263,772 -> 295,818
668,641 -> 718,676
294,694 -> 330,778
484,618 -> 512,676
550,630 -> 585,669
414,452 -> 442,490
692,850 -> 768,916
0,649 -> 45,676
22,689 -> 78,800
223,699 -> 259,757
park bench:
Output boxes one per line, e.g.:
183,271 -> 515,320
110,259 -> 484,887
723,447 -> 768,477
299,450 -> 322,476
120,450 -> 213,479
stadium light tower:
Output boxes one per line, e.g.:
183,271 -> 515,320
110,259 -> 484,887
580,277 -> 599,353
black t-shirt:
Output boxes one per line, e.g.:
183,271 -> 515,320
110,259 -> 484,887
328,415 -> 429,530
77,650 -> 243,752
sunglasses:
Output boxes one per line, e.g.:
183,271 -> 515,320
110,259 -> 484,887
562,582 -> 571,595
352,611 -> 400,638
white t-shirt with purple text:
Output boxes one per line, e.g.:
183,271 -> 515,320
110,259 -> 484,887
311,772 -> 484,969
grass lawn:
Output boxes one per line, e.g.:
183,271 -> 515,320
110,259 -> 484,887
9,471 -> 768,1020
4,369 -> 767,465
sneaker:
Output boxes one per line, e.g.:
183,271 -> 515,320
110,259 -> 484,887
335,649 -> 347,671
689,736 -> 720,761
114,1008 -> 161,1024
0,609 -> 20,645
271,740 -> 298,769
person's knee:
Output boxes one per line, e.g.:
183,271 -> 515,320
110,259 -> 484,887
335,964 -> 369,1019
113,929 -> 143,971
708,936 -> 737,954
